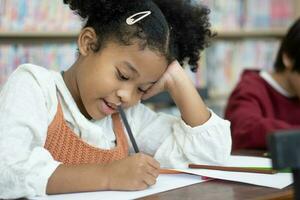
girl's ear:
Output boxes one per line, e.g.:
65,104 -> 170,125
77,27 -> 98,56
282,53 -> 294,71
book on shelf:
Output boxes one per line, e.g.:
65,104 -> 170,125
205,39 -> 280,98
245,0 -> 294,29
0,0 -> 81,32
201,0 -> 295,31
0,43 -> 77,85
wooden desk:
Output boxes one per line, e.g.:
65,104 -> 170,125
139,179 -> 293,200
139,150 -> 294,200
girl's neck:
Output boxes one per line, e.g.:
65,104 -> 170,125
62,63 -> 92,119
271,71 -> 296,96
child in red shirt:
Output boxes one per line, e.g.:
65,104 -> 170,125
225,18 -> 300,150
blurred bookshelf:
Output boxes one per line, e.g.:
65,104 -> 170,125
200,0 -> 300,116
0,0 -> 80,86
215,29 -> 287,39
0,0 -> 299,116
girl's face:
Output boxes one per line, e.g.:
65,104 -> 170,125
75,41 -> 168,120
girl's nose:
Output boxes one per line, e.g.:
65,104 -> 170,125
117,88 -> 135,105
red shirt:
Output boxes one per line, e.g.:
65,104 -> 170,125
225,70 -> 300,150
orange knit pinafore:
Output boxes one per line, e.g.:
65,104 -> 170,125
44,102 -> 129,165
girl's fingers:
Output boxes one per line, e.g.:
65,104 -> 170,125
142,77 -> 165,100
146,164 -> 160,178
142,86 -> 160,100
143,173 -> 157,187
144,155 -> 160,170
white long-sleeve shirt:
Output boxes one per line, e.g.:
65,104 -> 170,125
0,64 -> 231,199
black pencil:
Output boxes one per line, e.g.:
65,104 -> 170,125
117,106 -> 140,153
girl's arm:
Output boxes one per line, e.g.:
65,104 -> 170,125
46,164 -> 107,194
165,61 -> 210,127
46,153 -> 160,194
0,65 -> 159,198
138,61 -> 231,168
143,60 -> 210,127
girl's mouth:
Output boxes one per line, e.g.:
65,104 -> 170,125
100,99 -> 117,115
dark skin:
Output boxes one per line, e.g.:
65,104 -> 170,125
47,28 -> 163,193
62,28 -> 167,120
47,26 -> 210,193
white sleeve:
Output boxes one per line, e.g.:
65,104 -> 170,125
0,67 -> 60,199
128,103 -> 232,168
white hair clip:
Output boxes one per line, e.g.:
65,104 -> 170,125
126,11 -> 151,25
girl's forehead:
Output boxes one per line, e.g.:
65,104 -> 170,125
125,46 -> 167,77
106,41 -> 168,67
99,41 -> 168,80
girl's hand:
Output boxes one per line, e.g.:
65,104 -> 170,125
103,153 -> 160,190
142,60 -> 187,100
142,60 -> 210,126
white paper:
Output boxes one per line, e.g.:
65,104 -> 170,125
31,156 -> 292,200
176,155 -> 293,189
224,155 -> 273,167
32,174 -> 204,200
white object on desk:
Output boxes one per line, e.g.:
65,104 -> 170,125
32,174 -> 205,200
176,155 -> 293,189
32,156 -> 292,200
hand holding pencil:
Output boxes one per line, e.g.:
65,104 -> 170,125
102,153 -> 160,190
113,106 -> 160,190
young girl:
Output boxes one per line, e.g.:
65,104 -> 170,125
0,0 -> 231,198
225,18 -> 300,150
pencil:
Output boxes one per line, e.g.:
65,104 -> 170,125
188,164 -> 278,174
117,106 -> 140,153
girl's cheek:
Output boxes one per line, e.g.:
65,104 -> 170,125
132,95 -> 143,106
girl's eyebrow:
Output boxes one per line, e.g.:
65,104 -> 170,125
122,61 -> 157,84
122,61 -> 139,75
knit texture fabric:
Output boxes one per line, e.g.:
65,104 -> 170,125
45,102 -> 129,165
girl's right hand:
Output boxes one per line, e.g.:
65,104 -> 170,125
102,153 -> 160,190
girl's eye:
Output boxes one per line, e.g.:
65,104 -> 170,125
117,69 -> 129,81
138,88 -> 146,93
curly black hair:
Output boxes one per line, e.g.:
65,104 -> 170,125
63,0 -> 214,71
274,18 -> 300,73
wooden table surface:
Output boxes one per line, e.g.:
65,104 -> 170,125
138,179 -> 293,200
138,150 -> 294,200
